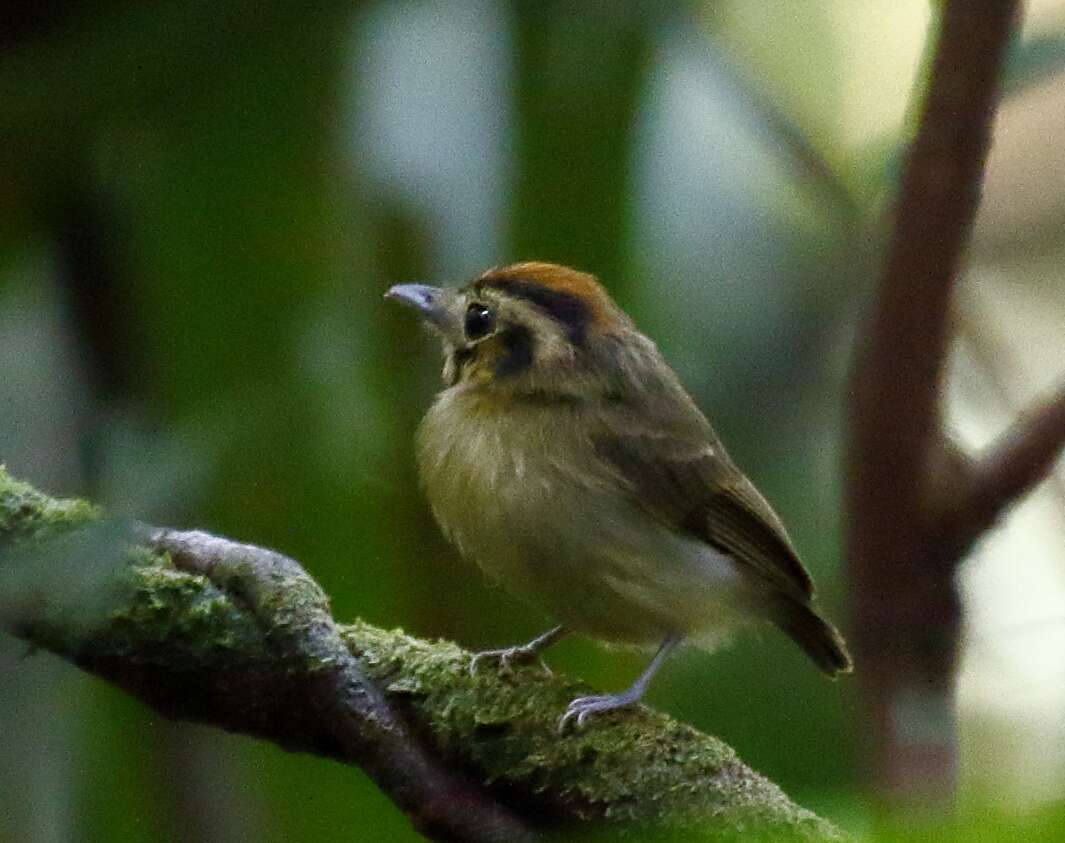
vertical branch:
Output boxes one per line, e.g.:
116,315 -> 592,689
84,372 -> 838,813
510,0 -> 653,289
845,0 -> 1019,812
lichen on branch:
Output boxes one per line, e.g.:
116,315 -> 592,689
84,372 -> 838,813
0,466 -> 843,841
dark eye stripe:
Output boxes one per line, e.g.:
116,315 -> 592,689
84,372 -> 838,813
478,278 -> 590,346
494,325 -> 534,378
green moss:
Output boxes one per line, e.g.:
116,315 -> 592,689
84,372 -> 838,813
340,622 -> 830,838
0,465 -> 100,541
0,464 -> 262,667
104,564 -> 264,668
2,465 -> 840,840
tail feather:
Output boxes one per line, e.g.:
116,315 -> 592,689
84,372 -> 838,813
770,595 -> 852,676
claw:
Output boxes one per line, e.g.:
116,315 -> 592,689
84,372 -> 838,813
557,634 -> 679,732
469,626 -> 567,678
558,693 -> 638,732
468,644 -> 539,677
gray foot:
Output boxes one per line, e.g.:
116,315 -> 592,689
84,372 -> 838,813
468,626 -> 566,677
469,643 -> 549,677
558,689 -> 642,730
558,633 -> 681,731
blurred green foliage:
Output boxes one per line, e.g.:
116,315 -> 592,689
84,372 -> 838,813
3,1 -> 1065,841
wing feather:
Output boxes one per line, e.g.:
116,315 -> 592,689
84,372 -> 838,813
590,395 -> 813,601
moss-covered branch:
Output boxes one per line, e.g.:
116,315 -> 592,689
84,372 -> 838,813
0,466 -> 843,841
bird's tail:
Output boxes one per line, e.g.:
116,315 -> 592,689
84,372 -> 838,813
770,594 -> 852,676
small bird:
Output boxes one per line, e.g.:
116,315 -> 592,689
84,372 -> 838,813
387,262 -> 851,728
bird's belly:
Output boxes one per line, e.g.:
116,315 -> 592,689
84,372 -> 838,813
418,400 -> 748,647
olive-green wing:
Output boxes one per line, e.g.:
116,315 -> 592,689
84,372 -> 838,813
591,401 -> 813,602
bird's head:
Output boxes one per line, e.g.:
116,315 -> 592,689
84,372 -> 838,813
387,262 -> 640,397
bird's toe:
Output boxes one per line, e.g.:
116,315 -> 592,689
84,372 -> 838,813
558,693 -> 637,731
469,644 -> 539,677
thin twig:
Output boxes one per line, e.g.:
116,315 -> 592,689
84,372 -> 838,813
956,290 -> 1065,516
962,385 -> 1065,537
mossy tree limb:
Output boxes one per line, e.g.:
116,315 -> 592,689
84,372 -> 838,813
0,467 -> 843,841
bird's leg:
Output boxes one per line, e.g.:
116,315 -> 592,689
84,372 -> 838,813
468,625 -> 568,676
559,634 -> 681,731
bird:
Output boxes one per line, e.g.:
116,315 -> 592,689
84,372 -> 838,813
386,262 -> 851,729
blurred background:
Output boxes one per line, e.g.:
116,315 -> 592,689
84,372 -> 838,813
2,1 -> 1065,840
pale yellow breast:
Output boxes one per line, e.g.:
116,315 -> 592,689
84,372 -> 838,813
417,388 -> 593,588
415,385 -> 748,647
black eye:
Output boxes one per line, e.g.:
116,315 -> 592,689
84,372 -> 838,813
464,303 -> 495,339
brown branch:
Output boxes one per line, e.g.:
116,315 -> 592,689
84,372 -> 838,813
848,0 -> 1018,545
961,384 -> 1065,537
146,528 -> 533,843
845,0 -> 1020,812
0,467 -> 845,842
957,292 -> 1065,514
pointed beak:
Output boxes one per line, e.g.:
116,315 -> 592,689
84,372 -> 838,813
385,283 -> 450,327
